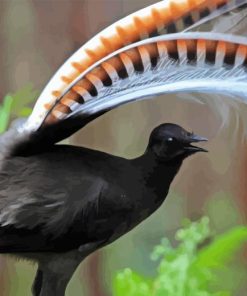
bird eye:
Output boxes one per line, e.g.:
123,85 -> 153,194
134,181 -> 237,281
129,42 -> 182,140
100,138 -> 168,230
167,137 -> 173,142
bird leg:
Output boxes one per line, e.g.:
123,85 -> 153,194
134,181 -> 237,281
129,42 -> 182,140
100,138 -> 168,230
32,250 -> 84,296
31,241 -> 105,296
32,268 -> 43,296
39,269 -> 73,296
32,267 -> 71,296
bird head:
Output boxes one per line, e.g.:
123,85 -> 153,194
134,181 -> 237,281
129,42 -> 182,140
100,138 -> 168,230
147,123 -> 208,162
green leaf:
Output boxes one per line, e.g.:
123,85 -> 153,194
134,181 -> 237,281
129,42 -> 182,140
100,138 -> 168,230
112,218 -> 245,296
0,95 -> 13,133
194,226 -> 247,269
212,292 -> 231,296
113,268 -> 151,296
10,83 -> 38,117
18,107 -> 33,117
0,84 -> 37,133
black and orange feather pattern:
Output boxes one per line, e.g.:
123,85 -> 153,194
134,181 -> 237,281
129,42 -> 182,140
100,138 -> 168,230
25,0 -> 247,133
40,33 -> 247,126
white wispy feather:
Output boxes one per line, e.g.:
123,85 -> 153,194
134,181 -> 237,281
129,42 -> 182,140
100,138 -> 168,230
212,9 -> 247,36
184,0 -> 247,33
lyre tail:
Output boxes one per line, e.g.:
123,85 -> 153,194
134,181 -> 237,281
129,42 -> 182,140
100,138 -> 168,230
26,0 -> 246,132
20,32 -> 247,147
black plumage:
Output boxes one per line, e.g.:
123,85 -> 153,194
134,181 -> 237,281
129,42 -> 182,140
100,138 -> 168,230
0,123 -> 207,295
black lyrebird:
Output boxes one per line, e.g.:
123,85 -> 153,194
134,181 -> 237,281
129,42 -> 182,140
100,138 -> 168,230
1,0 -> 247,294
0,123 -> 207,295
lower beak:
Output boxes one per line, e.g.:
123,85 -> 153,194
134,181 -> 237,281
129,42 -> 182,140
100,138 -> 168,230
184,134 -> 208,153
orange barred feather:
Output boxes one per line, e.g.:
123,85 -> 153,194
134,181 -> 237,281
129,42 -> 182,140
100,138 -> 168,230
25,0 -> 246,132
40,33 -> 247,127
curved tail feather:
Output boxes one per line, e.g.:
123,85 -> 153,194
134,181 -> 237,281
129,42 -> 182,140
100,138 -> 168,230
26,0 -> 246,132
20,32 -> 247,147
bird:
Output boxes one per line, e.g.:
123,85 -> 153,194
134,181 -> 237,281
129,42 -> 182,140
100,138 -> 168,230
0,123 -> 207,295
1,0 -> 247,295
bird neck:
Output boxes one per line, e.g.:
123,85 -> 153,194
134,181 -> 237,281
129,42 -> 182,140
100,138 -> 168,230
131,150 -> 183,197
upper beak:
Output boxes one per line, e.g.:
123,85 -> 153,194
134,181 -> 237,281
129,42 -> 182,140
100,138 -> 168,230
184,134 -> 208,153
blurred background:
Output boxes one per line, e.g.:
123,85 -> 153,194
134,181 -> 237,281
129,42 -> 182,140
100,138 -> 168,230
0,0 -> 246,295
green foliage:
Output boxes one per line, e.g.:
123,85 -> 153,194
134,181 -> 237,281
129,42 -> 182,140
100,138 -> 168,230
113,217 -> 247,296
0,84 -> 37,133
0,95 -> 13,133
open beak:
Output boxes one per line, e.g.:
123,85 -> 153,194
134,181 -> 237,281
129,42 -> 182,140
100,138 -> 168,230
183,134 -> 208,153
